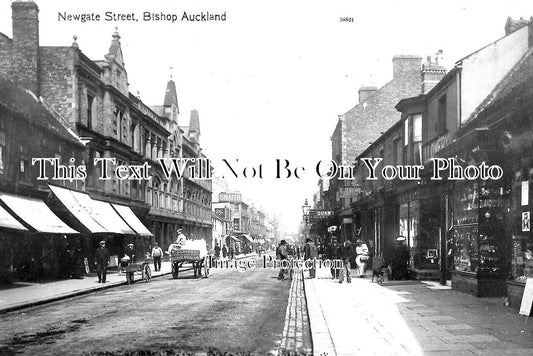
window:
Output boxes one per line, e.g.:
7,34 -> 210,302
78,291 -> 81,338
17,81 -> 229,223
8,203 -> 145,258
437,95 -> 447,135
404,119 -> 409,146
0,127 -> 5,172
412,114 -> 422,165
87,94 -> 94,130
19,159 -> 28,179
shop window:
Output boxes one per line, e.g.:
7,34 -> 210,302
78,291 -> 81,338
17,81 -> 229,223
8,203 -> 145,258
452,182 -> 507,274
399,200 -> 419,263
511,178 -> 533,281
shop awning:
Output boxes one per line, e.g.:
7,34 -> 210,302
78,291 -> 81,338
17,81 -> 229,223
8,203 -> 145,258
49,185 -> 107,233
88,199 -> 136,234
242,234 -> 253,243
0,193 -> 78,234
112,204 -> 153,237
0,204 -> 28,231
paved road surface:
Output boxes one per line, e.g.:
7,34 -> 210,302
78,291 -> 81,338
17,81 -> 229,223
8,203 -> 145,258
0,256 -> 296,355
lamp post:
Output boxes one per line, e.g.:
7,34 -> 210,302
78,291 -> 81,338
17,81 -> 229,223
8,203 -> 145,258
302,199 -> 311,244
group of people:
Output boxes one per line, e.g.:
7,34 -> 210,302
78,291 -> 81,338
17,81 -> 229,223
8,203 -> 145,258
92,228 -> 193,284
324,237 -> 369,283
274,237 -> 370,283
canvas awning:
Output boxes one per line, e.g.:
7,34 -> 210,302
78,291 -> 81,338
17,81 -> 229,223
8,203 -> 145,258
0,204 -> 27,231
49,185 -> 135,234
49,185 -> 107,233
112,204 -> 153,237
0,193 -> 78,234
88,199 -> 136,234
242,234 -> 253,243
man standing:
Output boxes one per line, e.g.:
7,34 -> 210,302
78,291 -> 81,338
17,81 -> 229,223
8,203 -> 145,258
151,242 -> 163,272
326,236 -> 341,279
94,240 -> 110,283
222,245 -> 228,259
304,238 -> 318,278
339,240 -> 354,284
276,240 -> 289,280
214,243 -> 221,258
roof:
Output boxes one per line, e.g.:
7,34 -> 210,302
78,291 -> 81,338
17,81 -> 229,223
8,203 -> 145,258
0,76 -> 85,146
464,47 -> 533,127
189,109 -> 200,133
163,80 -> 179,110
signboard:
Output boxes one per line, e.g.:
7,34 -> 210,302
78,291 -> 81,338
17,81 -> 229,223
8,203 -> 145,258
519,278 -> 533,316
308,210 -> 334,222
522,181 -> 529,206
522,212 -> 530,232
214,208 -> 225,219
339,186 -> 361,198
171,249 -> 200,260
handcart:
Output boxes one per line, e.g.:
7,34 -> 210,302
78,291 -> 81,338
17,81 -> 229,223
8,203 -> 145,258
170,249 -> 209,279
119,258 -> 151,284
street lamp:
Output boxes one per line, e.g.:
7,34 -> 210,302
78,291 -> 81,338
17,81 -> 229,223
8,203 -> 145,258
302,199 -> 311,244
302,199 -> 311,220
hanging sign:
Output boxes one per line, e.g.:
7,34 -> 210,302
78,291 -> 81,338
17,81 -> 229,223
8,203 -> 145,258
522,181 -> 529,206
519,278 -> 533,316
522,212 -> 530,232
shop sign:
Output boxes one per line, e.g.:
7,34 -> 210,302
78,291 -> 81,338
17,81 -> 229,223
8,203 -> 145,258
339,186 -> 361,198
522,181 -> 529,206
522,212 -> 530,232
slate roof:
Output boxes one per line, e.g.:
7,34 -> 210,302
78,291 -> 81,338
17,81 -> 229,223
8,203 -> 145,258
464,47 -> 533,126
0,76 -> 84,146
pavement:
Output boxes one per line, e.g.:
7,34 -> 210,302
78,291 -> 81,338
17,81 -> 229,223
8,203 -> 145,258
303,267 -> 533,356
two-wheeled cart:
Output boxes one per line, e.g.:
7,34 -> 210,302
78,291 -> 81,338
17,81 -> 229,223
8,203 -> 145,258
119,259 -> 152,284
170,249 -> 209,279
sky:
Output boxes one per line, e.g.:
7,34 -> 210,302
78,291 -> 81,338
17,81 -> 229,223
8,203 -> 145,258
1,0 -> 532,234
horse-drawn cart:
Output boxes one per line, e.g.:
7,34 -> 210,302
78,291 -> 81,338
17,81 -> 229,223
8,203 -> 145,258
170,249 -> 209,279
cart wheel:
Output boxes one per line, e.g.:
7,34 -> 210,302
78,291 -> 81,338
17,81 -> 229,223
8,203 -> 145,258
143,265 -> 152,282
172,263 -> 179,279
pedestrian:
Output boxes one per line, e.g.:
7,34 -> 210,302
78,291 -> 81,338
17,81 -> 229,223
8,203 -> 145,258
214,243 -> 221,258
151,242 -> 163,272
304,238 -> 318,278
355,239 -> 369,278
222,245 -> 228,259
339,240 -> 354,283
276,240 -> 289,280
125,243 -> 136,263
94,240 -> 110,283
326,236 -> 341,279
391,236 -> 410,280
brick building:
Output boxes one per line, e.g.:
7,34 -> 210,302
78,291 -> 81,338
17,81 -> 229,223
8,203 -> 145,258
324,55 -> 423,245
0,0 -> 212,278
344,17 -> 533,303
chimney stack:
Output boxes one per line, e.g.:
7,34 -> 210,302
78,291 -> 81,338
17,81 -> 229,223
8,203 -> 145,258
11,0 -> 40,96
421,52 -> 447,94
358,86 -> 377,103
392,55 -> 422,80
